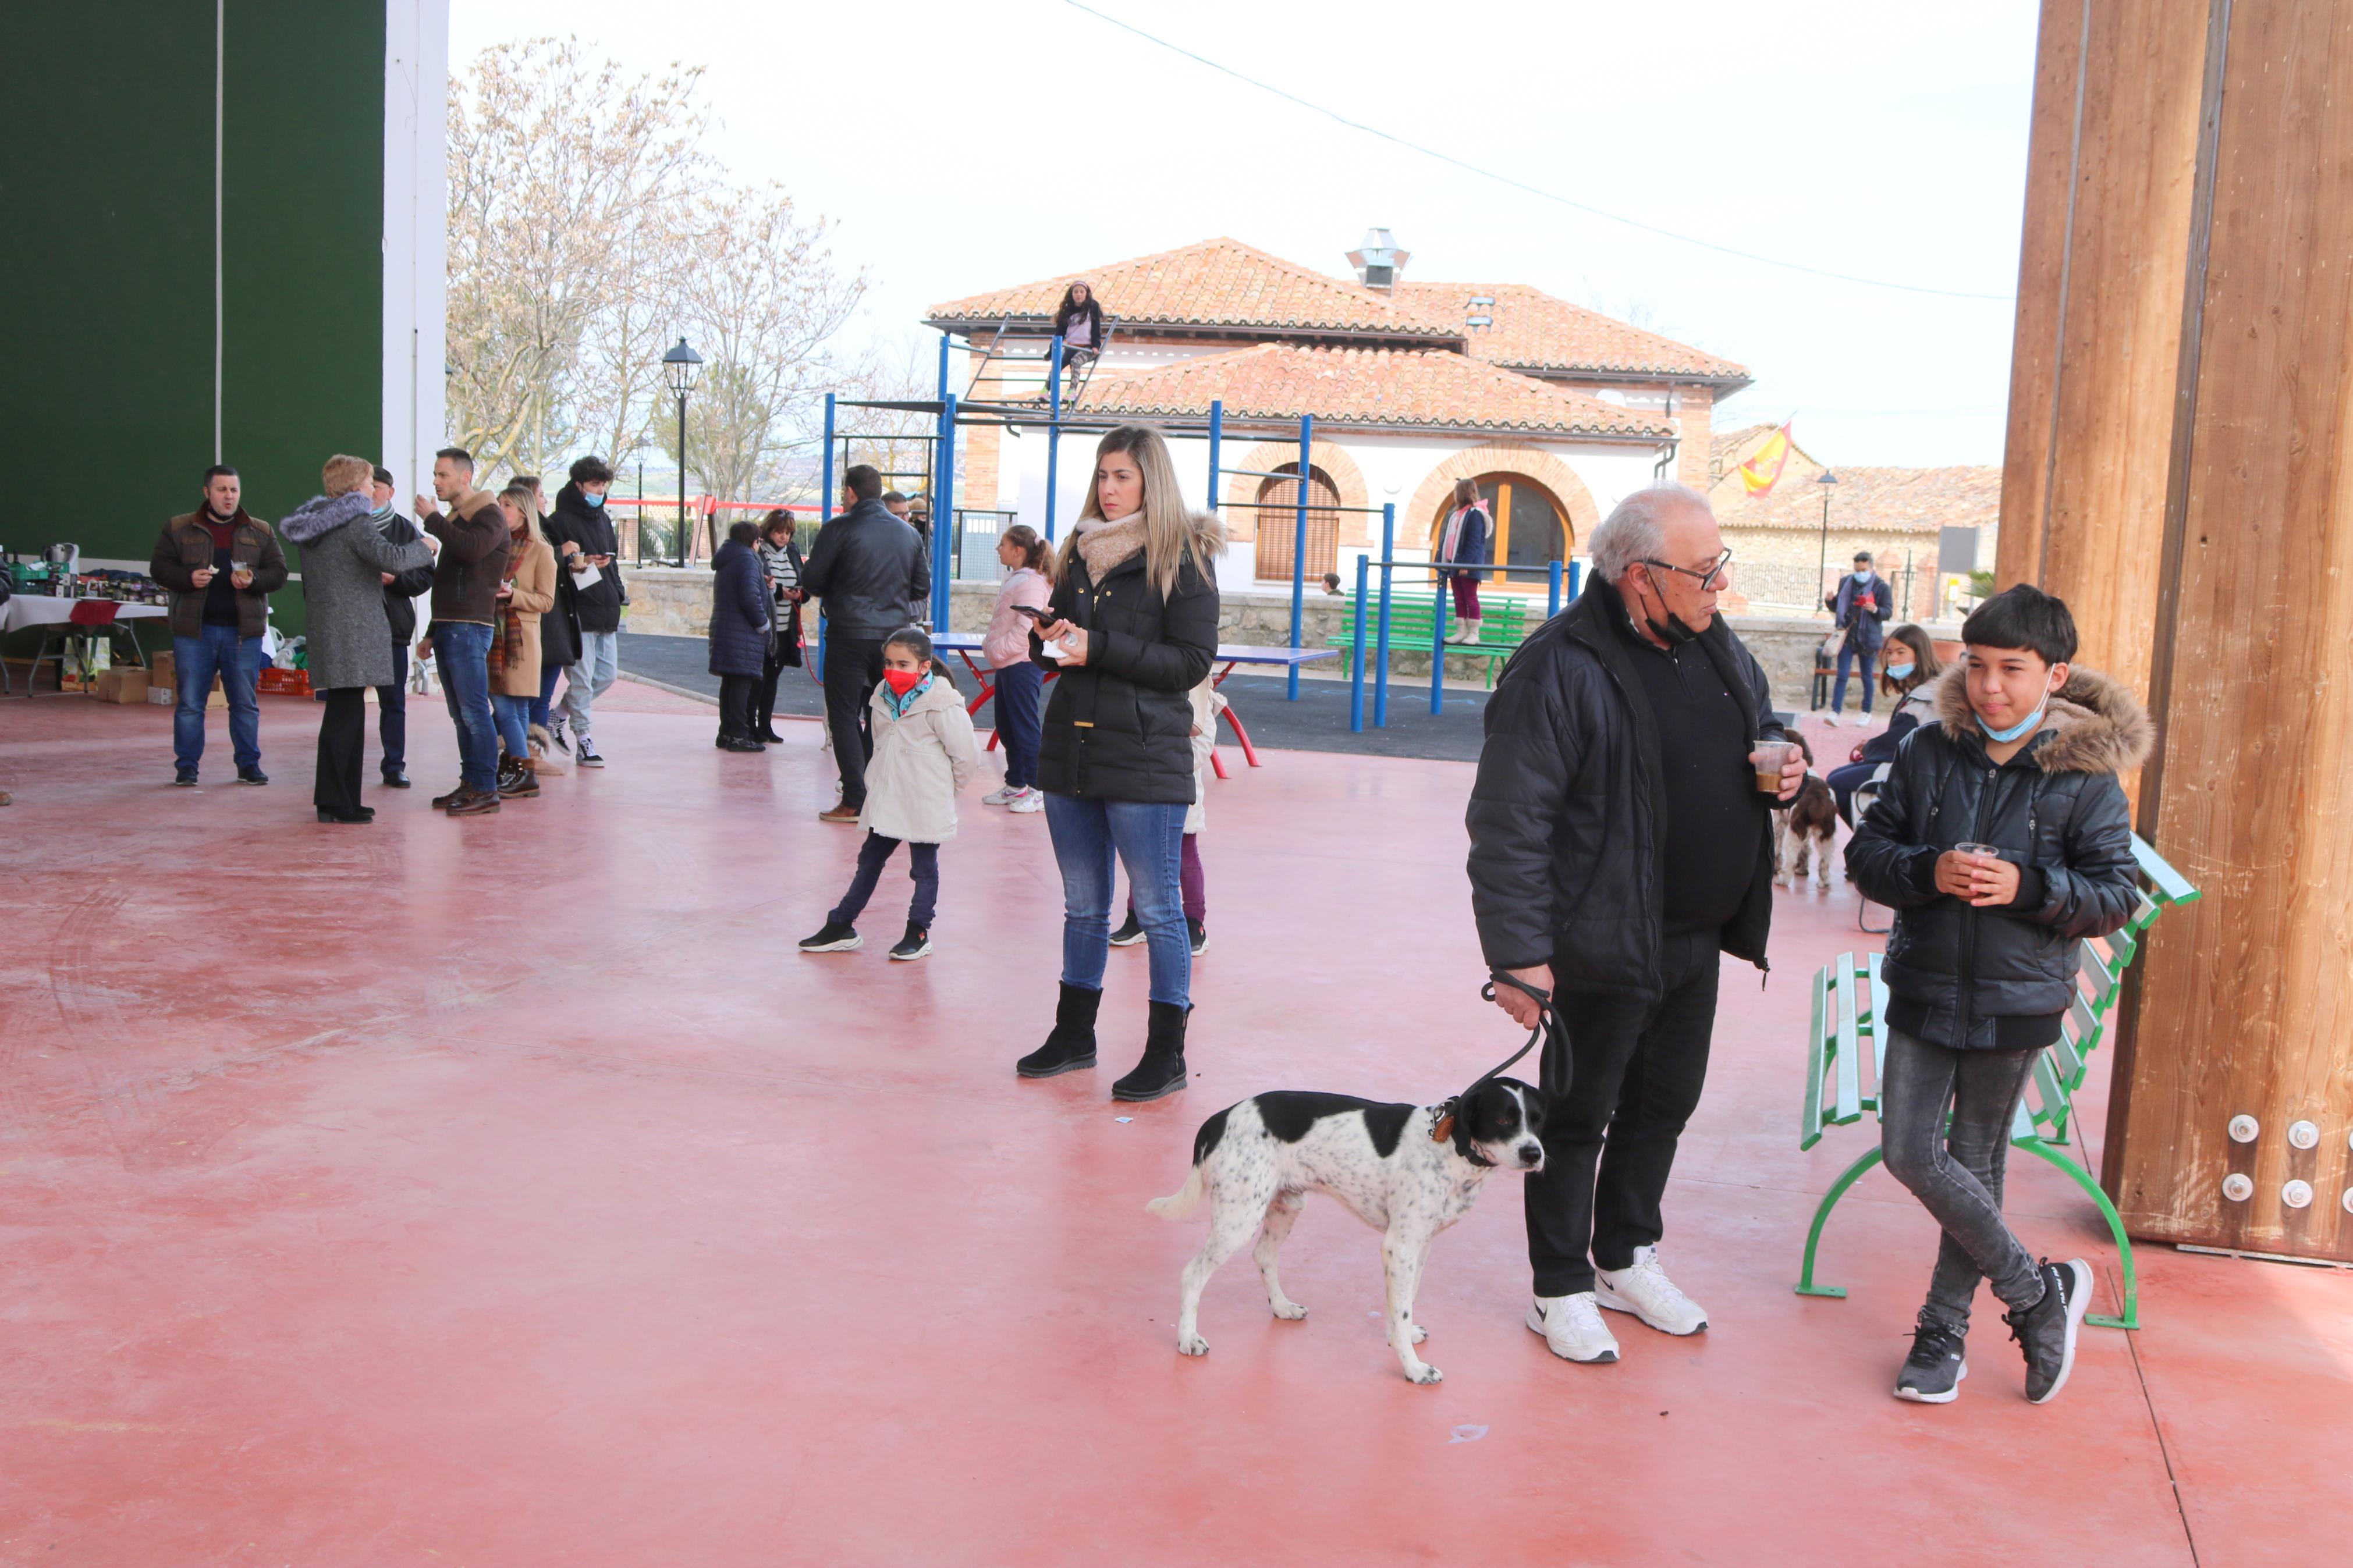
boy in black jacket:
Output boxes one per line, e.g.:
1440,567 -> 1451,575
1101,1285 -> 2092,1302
1846,585 -> 2149,1407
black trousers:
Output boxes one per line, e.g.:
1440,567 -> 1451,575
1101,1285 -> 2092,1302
752,642 -> 792,734
718,673 -> 758,740
376,642 -> 409,776
1524,926 -> 1723,1297
314,687 -> 368,817
821,636 -> 886,806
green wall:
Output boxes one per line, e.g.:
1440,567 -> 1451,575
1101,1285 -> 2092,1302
3,1 -> 389,637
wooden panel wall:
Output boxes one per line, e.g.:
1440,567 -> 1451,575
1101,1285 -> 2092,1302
1997,0 -> 2210,699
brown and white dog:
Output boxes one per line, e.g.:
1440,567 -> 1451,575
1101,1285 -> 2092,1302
1148,1081 -> 1546,1385
1773,733 -> 1839,890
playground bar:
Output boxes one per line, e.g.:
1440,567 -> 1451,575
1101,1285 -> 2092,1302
1289,414 -> 1311,701
817,392 -> 835,678
934,392 -> 957,627
1045,335 -> 1064,541
1206,399 -> 1222,521
1375,503 -> 1393,728
1349,555 -> 1368,733
1344,558 -> 1573,727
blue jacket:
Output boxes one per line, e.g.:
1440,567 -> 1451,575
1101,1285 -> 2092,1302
707,539 -> 773,677
1438,502 -> 1492,581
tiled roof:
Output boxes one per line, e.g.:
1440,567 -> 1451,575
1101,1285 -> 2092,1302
1708,441 -> 2000,534
925,237 -> 1465,342
1067,344 -> 1674,440
1393,282 -> 1751,387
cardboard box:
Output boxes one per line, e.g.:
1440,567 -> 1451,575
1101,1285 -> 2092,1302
146,684 -> 173,705
94,669 -> 148,703
148,650 -> 175,687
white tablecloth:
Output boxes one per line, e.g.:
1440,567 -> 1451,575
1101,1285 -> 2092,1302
0,597 -> 169,635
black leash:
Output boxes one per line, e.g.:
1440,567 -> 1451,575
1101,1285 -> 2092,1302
1435,972 -> 1556,1164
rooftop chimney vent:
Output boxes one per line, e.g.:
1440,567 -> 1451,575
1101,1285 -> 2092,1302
1347,227 -> 1410,293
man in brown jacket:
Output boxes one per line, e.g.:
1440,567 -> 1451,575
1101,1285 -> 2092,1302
413,446 -> 511,815
149,463 -> 289,786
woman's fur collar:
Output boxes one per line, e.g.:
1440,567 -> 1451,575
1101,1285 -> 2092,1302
1072,509 -> 1227,582
278,490 -> 374,545
1932,662 -> 2153,774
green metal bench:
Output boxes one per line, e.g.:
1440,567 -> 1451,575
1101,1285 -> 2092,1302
1795,834 -> 2199,1330
1326,592 -> 1529,688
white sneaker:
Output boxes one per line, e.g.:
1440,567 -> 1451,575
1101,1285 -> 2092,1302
1526,1292 -> 1620,1363
1822,713 -> 1841,727
1008,788 -> 1044,814
982,785 -> 1018,805
1595,1246 -> 1709,1335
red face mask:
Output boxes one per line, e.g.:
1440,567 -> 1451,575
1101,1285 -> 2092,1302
882,668 -> 924,696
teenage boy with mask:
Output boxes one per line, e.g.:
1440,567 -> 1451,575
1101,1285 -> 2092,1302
1846,584 -> 2148,1406
1823,550 -> 1893,726
548,455 -> 626,767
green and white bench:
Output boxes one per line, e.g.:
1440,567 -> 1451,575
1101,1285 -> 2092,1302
1326,593 -> 1529,688
1795,834 -> 2199,1329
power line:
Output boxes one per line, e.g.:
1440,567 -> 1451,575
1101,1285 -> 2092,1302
1064,1 -> 2017,305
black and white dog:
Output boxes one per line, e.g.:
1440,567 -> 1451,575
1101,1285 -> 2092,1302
1147,1079 -> 1547,1384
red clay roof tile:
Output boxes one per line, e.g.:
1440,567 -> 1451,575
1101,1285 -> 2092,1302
1392,281 -> 1750,386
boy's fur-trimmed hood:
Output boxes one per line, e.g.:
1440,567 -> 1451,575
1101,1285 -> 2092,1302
278,490 -> 374,545
1932,662 -> 2153,774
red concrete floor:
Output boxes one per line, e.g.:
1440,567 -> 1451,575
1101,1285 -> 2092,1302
1,692 -> 2346,1566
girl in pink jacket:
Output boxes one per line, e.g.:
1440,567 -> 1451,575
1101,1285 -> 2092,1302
981,525 -> 1053,813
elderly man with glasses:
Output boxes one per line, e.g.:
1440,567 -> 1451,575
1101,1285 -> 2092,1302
1467,484 -> 1803,1367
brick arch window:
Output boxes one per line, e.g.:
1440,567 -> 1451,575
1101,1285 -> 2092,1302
1431,472 -> 1570,592
1254,463 -> 1341,584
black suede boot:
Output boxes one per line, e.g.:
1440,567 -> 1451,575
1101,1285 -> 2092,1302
1112,1000 -> 1190,1102
1017,982 -> 1101,1078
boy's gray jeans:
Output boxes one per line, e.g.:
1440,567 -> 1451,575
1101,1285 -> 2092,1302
1878,1027 -> 2045,1331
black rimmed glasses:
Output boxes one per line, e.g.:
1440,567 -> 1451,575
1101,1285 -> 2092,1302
1640,547 -> 1734,591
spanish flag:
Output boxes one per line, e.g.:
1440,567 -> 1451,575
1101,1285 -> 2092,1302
1738,423 -> 1793,496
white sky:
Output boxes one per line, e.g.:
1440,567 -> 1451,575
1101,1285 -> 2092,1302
451,0 -> 2042,469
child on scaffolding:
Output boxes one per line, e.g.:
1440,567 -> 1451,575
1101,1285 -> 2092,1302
798,627 -> 979,962
1438,477 -> 1492,644
1107,674 -> 1223,957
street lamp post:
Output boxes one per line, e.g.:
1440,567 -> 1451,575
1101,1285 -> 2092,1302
662,337 -> 702,569
1815,469 -> 1840,616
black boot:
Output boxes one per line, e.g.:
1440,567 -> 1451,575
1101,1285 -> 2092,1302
1112,1000 -> 1190,1102
1017,982 -> 1101,1078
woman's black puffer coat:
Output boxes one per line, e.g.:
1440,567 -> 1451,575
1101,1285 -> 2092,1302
1846,664 -> 2152,1050
1032,512 -> 1222,803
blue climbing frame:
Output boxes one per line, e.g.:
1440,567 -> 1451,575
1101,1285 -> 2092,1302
1341,555 -> 1581,731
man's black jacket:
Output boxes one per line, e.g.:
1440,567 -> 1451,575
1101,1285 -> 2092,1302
1846,665 -> 2149,1048
379,511 -> 436,644
1466,573 -> 1792,1000
801,496 -> 930,639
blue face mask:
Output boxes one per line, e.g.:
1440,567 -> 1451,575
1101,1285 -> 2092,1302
1884,662 -> 1915,681
585,489 -> 606,507
1977,702 -> 2047,744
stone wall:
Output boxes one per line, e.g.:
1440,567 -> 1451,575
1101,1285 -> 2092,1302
620,564 -> 1936,707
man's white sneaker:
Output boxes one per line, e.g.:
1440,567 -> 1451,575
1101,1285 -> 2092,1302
982,785 -> 1019,805
1526,1293 -> 1620,1363
1822,713 -> 1841,727
1595,1246 -> 1709,1335
1008,788 -> 1044,814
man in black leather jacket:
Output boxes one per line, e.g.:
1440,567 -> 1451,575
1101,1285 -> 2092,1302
1468,486 -> 1800,1367
368,466 -> 436,788
801,464 -> 931,821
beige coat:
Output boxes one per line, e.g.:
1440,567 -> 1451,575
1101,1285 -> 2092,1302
858,676 -> 982,844
1185,681 -> 1226,834
493,536 -> 558,697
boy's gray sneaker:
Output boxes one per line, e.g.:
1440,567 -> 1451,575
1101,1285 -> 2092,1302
1894,1317 -> 1968,1403
2006,1257 -> 2092,1404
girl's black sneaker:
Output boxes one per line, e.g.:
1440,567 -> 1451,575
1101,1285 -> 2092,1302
889,923 -> 932,961
798,920 -> 861,953
2007,1257 -> 2092,1404
1893,1317 -> 1968,1403
1108,912 -> 1147,947
1187,918 -> 1208,956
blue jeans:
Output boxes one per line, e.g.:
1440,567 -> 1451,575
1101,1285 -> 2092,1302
1045,793 -> 1189,1006
1831,642 -> 1876,715
173,625 -> 262,773
432,621 -> 499,791
529,658 -> 562,730
492,692 -> 532,762
993,660 -> 1043,790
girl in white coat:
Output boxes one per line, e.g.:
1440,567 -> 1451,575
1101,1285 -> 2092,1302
799,627 -> 981,961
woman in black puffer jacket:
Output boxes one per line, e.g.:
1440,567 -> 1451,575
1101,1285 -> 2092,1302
1016,425 -> 1223,1101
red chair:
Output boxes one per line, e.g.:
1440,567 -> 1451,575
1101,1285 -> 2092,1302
24,599 -> 134,698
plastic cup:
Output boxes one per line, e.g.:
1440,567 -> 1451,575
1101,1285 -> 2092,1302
1956,842 -> 2001,859
1754,739 -> 1800,794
